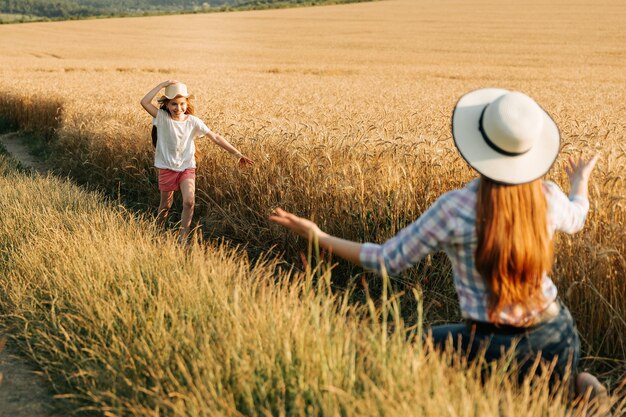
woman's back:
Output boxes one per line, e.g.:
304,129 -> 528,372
359,178 -> 589,326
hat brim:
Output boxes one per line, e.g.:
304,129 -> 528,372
452,88 -> 560,184
164,93 -> 191,99
163,94 -> 195,100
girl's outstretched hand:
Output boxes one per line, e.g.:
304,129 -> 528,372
269,208 -> 323,240
238,156 -> 254,167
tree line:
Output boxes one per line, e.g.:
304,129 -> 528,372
1,0 -> 370,20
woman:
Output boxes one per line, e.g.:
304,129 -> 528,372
270,88 -> 607,404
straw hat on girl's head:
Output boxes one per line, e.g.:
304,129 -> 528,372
164,83 -> 190,99
452,88 -> 560,185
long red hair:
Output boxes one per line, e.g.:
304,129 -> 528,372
475,177 -> 553,323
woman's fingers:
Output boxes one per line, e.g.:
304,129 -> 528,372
269,208 -> 318,238
269,208 -> 288,223
566,157 -> 574,176
273,208 -> 290,217
585,154 -> 600,173
269,208 -> 295,228
566,153 -> 600,180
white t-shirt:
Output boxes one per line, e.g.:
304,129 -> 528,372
153,109 -> 211,171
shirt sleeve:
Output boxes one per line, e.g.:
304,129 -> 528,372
194,117 -> 211,137
155,109 -> 165,126
544,181 -> 589,234
359,193 -> 457,276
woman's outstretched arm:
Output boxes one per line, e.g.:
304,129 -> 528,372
269,208 -> 363,266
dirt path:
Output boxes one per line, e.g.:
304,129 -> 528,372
0,132 -> 48,173
0,340 -> 59,417
0,132 -> 59,416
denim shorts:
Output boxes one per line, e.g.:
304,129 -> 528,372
428,302 -> 580,381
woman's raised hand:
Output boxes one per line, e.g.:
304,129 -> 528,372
269,208 -> 322,240
565,153 -> 599,198
566,154 -> 599,182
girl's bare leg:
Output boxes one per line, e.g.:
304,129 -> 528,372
157,191 -> 174,228
179,178 -> 195,242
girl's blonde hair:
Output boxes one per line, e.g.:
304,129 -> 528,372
475,177 -> 553,324
157,95 -> 195,116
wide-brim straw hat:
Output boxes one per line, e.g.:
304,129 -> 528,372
164,83 -> 190,99
452,88 -> 560,184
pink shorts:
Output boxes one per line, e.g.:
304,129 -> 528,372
158,168 -> 195,192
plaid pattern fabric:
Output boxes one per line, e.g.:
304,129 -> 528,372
360,179 -> 589,325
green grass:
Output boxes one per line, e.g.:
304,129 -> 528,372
0,13 -> 41,23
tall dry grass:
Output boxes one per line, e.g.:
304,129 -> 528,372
0,154 -> 623,416
0,0 -> 623,389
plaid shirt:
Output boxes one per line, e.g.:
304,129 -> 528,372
360,179 -> 590,325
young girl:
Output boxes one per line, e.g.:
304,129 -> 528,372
141,80 -> 253,241
270,89 -> 608,407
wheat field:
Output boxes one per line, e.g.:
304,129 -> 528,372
0,0 -> 624,414
3,153 -> 622,416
